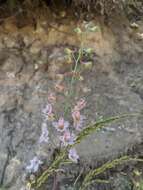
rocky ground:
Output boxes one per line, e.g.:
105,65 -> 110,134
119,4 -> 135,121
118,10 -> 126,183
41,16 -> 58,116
0,7 -> 143,190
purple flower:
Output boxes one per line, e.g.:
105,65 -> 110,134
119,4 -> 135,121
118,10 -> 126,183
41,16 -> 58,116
59,131 -> 76,146
42,104 -> 54,121
53,117 -> 69,132
39,123 -> 49,143
68,148 -> 79,163
72,110 -> 85,131
26,156 -> 43,173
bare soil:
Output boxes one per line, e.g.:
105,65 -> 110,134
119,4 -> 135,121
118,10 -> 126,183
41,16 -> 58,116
0,5 -> 143,190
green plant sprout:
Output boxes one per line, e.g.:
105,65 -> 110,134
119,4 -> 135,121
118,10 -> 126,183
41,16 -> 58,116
63,22 -> 98,116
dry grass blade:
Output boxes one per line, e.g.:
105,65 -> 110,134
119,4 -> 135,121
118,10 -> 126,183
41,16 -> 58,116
80,156 -> 143,190
75,113 -> 139,145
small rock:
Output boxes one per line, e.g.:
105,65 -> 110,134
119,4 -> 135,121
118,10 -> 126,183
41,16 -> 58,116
23,36 -> 35,47
2,54 -> 24,75
60,11 -> 67,18
3,36 -> 19,49
55,74 -> 64,82
82,87 -> 91,93
34,64 -> 39,70
6,72 -> 15,79
29,40 -> 43,55
130,22 -> 139,29
113,174 -> 132,190
4,158 -> 21,186
137,33 -> 143,40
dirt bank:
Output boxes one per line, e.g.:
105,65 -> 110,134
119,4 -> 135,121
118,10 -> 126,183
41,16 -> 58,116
0,6 -> 143,190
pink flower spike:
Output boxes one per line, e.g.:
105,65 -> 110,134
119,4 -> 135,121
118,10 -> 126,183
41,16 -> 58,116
42,104 -> 54,121
68,148 -> 79,163
74,98 -> 86,111
59,131 -> 76,147
72,110 -> 85,131
53,117 -> 69,132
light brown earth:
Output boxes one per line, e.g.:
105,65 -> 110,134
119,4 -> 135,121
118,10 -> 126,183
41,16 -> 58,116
0,8 -> 143,190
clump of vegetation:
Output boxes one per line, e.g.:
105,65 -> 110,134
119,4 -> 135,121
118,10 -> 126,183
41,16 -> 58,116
21,23 -> 143,190
1,0 -> 143,18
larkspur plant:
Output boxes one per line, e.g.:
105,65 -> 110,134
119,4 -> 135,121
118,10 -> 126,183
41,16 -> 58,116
25,23 -> 142,190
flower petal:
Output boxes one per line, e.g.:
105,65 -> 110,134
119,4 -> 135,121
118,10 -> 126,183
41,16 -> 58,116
68,148 -> 79,163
